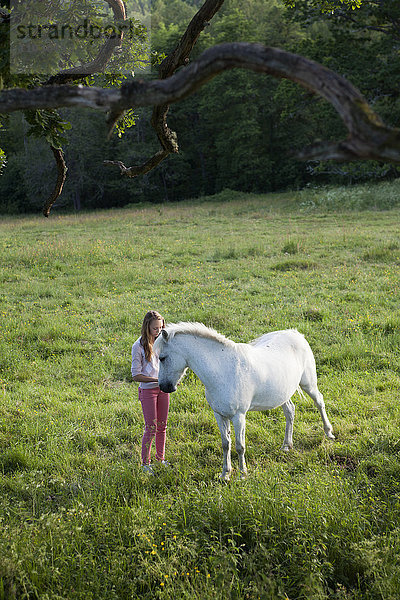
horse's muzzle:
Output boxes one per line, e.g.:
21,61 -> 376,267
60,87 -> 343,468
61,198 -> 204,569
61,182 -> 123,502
159,382 -> 176,394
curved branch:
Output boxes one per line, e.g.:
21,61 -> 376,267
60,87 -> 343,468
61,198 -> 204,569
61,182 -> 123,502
43,147 -> 68,217
104,150 -> 170,176
45,37 -> 124,85
108,0 -> 225,178
2,43 -> 400,163
44,0 -> 126,85
159,0 -> 225,78
39,0 -> 126,214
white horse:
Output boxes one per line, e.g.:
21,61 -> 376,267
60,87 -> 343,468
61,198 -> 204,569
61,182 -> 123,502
154,322 -> 335,481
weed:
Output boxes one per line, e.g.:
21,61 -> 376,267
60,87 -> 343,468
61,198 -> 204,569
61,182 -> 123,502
282,240 -> 300,255
303,308 -> 324,322
362,245 -> 400,262
272,260 -> 316,271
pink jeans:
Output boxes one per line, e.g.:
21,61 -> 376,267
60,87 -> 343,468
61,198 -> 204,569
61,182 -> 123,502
139,387 -> 170,464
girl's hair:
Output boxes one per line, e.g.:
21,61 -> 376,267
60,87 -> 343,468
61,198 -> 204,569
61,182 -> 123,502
140,310 -> 165,362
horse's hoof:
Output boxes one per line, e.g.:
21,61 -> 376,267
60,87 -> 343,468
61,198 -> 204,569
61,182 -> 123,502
219,473 -> 231,484
326,432 -> 336,440
282,444 -> 292,452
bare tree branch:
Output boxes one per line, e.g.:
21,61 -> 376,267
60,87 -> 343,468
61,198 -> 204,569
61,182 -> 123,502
43,147 -> 68,217
0,85 -> 119,111
1,43 -> 400,164
37,0 -> 127,214
44,0 -> 127,85
107,0 -> 225,177
104,150 -> 170,177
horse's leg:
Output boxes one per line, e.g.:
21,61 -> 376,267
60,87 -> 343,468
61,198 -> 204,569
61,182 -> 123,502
300,362 -> 335,440
232,412 -> 247,479
306,387 -> 335,440
213,411 -> 232,482
281,399 -> 295,451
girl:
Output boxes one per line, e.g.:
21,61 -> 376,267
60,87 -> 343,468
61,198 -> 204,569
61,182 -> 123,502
131,310 -> 170,474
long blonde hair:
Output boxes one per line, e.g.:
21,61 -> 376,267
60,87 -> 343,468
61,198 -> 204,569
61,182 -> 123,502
140,310 -> 165,362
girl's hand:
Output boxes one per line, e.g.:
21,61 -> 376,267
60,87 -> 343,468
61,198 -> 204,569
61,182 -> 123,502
132,375 -> 159,383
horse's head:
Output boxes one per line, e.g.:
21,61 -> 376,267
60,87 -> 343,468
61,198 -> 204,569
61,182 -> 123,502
154,329 -> 188,393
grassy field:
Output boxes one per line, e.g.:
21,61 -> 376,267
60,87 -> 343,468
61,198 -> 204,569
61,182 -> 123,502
1,182 -> 400,599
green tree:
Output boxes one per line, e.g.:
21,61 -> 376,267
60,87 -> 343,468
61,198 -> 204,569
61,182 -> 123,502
282,0 -> 400,182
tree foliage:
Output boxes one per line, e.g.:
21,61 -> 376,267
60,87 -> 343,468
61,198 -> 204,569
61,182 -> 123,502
0,0 -> 400,214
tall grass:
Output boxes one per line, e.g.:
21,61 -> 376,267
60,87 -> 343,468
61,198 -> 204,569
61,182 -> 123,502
1,183 -> 400,599
298,178 -> 400,212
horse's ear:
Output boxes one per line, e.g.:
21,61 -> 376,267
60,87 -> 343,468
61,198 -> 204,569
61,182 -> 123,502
162,329 -> 168,341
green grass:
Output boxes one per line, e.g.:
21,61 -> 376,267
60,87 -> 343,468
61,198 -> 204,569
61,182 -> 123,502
1,182 -> 400,599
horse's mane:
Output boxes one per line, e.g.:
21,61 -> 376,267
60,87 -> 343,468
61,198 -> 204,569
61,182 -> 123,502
155,322 -> 236,349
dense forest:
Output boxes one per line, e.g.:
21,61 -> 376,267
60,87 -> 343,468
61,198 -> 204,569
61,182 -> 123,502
1,0 -> 399,213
